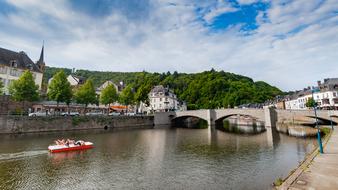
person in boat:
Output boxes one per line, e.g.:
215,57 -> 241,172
55,139 -> 63,145
75,140 -> 84,146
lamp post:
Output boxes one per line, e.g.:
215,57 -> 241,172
311,88 -> 324,154
330,107 -> 334,130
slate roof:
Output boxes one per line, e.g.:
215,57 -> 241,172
69,74 -> 85,84
0,47 -> 43,73
150,85 -> 174,96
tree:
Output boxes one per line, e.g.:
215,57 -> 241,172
119,85 -> 135,113
100,84 -> 118,115
47,70 -> 72,114
135,84 -> 151,105
134,84 -> 151,113
74,79 -> 97,112
9,70 -> 39,114
0,79 -> 3,95
306,98 -> 317,108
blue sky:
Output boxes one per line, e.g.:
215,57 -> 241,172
0,0 -> 337,90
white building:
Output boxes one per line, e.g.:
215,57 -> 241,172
285,80 -> 338,110
48,74 -> 85,87
0,46 -> 45,95
66,75 -> 85,86
147,85 -> 186,113
96,80 -> 124,95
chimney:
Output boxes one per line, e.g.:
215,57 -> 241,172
317,80 -> 321,87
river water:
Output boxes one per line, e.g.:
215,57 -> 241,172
0,127 -> 316,190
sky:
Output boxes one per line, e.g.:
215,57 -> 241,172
0,0 -> 337,91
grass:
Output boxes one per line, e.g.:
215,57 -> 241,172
273,177 -> 283,186
321,127 -> 331,138
72,116 -> 90,126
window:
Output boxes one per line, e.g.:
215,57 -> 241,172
10,69 -> 22,77
159,104 -> 162,108
160,98 -> 162,101
333,92 -> 337,97
0,66 -> 7,74
10,60 -> 17,67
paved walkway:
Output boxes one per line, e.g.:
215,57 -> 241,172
288,129 -> 338,190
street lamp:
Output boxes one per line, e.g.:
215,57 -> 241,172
329,107 -> 334,130
311,88 -> 324,154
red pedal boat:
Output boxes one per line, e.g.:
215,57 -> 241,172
48,142 -> 94,153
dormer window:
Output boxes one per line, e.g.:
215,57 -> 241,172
10,60 -> 17,67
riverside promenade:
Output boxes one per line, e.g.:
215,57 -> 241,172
287,128 -> 338,190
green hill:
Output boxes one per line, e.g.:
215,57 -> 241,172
43,67 -> 282,109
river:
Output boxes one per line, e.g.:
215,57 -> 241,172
0,126 -> 316,190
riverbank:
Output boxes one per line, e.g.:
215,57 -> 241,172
276,127 -> 334,189
0,115 -> 154,134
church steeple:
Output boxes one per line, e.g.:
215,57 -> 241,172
37,41 -> 45,71
39,41 -> 44,63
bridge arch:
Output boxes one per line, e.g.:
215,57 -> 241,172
171,115 -> 209,128
304,116 -> 337,125
214,114 -> 262,126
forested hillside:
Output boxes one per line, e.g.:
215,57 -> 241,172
44,67 -> 283,109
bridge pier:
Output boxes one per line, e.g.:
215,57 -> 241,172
264,107 -> 277,128
206,109 -> 216,127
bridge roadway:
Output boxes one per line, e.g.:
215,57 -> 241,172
154,108 -> 338,128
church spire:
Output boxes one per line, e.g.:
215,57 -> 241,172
38,41 -> 44,64
37,41 -> 45,71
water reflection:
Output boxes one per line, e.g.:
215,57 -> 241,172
217,119 -> 266,134
0,128 -> 315,190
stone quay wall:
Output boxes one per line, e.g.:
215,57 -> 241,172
0,115 -> 154,134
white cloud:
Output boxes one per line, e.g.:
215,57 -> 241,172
204,6 -> 237,24
0,0 -> 337,91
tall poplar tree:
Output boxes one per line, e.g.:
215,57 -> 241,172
47,70 -> 73,114
74,79 -> 97,112
119,85 -> 135,113
100,84 -> 118,115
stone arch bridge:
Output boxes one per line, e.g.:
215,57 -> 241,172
154,108 -> 338,128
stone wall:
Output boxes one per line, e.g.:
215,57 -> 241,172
0,115 -> 154,134
0,95 -> 34,115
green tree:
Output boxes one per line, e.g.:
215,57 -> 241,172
100,84 -> 118,115
47,70 -> 73,114
0,79 -> 3,95
135,84 -> 151,105
306,98 -> 317,108
9,70 -> 39,114
74,79 -> 97,112
119,85 -> 135,113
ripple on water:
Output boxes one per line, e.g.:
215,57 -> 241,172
0,150 -> 48,162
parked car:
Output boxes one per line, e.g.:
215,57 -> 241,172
126,112 -> 136,116
29,111 -> 50,117
109,112 -> 121,116
61,111 -> 80,116
85,111 -> 104,116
